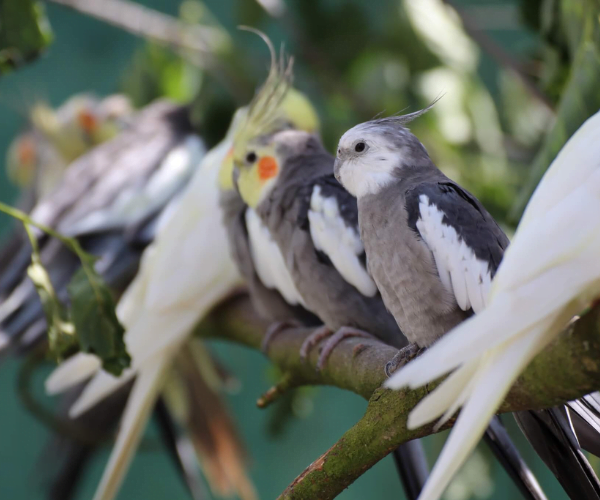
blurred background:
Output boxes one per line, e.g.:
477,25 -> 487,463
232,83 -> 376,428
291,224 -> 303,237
0,0 -> 598,499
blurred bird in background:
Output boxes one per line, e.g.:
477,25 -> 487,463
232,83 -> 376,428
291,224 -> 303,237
6,93 -> 133,207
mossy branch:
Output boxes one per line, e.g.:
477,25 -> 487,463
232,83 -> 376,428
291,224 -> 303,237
198,295 -> 600,500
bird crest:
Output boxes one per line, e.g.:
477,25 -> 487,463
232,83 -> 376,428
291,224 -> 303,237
233,28 -> 294,163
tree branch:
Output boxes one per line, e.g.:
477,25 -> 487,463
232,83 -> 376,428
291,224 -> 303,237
197,295 -> 600,500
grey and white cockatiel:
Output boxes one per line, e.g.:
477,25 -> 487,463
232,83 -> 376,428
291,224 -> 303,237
334,108 -> 600,500
6,93 -> 133,207
0,100 -> 198,351
232,88 -> 548,499
0,94 -> 134,285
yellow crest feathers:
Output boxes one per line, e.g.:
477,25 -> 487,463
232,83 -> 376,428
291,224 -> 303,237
233,28 -> 295,162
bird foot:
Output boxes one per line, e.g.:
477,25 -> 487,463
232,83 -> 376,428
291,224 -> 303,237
261,320 -> 301,353
385,343 -> 426,378
299,325 -> 332,362
316,327 -> 375,372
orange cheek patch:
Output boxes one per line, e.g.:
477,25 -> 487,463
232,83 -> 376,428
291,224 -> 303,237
18,138 -> 37,165
77,110 -> 98,134
258,156 -> 279,181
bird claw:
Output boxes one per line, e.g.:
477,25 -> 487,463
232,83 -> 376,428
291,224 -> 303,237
316,327 -> 374,372
261,320 -> 301,353
385,343 -> 425,378
299,325 -> 331,363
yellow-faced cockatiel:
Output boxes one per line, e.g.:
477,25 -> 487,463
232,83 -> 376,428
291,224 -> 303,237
42,45 -> 328,500
6,93 -> 133,206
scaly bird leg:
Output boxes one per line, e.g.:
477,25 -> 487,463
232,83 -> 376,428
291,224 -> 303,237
261,320 -> 301,353
299,325 -> 332,362
316,327 -> 375,372
385,343 -> 426,378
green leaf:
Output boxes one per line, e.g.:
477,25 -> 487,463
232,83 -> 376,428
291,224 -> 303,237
68,264 -> 130,376
0,0 -> 53,74
0,201 -> 130,376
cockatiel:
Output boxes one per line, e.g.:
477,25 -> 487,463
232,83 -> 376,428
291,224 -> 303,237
6,93 -> 133,205
0,100 -> 199,351
334,108 -> 600,500
226,44 -> 432,500
232,95 -> 547,499
218,56 -> 322,337
0,94 -> 134,286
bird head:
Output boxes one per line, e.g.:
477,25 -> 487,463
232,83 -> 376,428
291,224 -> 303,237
223,30 -> 320,198
6,132 -> 38,187
334,104 -> 436,198
235,128 -> 318,208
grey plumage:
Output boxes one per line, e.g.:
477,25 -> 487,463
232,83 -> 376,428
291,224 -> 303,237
359,172 -> 507,346
0,100 -> 197,353
234,129 -> 425,500
0,100 -> 202,500
253,132 -> 406,348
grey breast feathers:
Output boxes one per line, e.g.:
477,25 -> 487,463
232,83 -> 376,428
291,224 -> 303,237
261,170 -> 406,348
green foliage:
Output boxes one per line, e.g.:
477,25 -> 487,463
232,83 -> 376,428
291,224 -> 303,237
121,43 -> 203,107
67,262 -> 130,376
510,0 -> 600,222
0,0 -> 53,74
0,202 -> 129,375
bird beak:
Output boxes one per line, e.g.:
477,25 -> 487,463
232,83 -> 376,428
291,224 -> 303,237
333,157 -> 343,183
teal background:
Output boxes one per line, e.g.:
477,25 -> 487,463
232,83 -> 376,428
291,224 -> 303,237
0,1 -> 587,499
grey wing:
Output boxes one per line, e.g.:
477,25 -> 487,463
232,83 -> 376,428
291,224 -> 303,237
30,101 -> 200,236
0,103 -> 197,354
405,181 -> 508,314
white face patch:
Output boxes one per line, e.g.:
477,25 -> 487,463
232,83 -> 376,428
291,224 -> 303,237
335,126 -> 399,198
416,194 -> 492,312
308,185 -> 378,296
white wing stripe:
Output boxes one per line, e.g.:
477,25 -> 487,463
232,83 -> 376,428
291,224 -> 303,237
245,208 -> 307,307
416,194 -> 491,313
308,185 -> 377,297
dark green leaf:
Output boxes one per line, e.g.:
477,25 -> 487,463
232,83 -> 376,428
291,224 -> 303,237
0,0 -> 53,74
67,264 -> 130,376
0,201 -> 130,376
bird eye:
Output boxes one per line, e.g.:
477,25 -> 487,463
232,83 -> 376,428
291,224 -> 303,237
246,152 -> 257,164
354,142 -> 366,153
